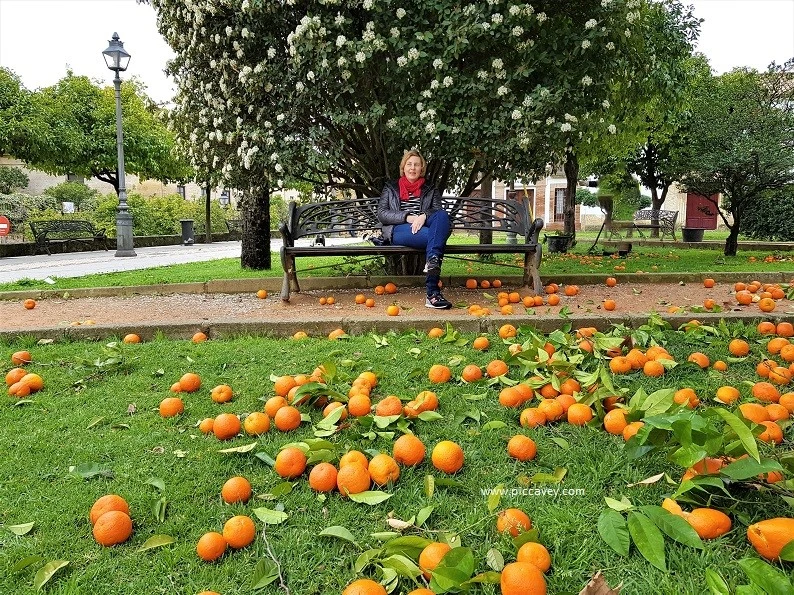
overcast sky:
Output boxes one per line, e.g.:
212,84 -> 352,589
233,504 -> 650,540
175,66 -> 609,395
1,0 -> 793,104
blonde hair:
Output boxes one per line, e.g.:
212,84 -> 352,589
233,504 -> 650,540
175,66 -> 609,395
399,150 -> 426,178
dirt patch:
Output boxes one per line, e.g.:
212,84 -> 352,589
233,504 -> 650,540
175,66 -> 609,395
0,281 -> 763,334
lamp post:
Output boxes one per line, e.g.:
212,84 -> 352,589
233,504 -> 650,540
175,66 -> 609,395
102,32 -> 136,257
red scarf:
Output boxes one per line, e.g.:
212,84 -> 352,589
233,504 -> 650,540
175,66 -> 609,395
398,176 -> 425,201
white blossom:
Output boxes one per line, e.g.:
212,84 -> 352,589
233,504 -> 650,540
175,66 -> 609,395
321,58 -> 329,68
601,0 -> 613,6
225,26 -> 233,36
397,56 -> 408,67
422,90 -> 432,98
276,113 -> 285,122
433,58 -> 443,69
390,27 -> 400,37
509,4 -> 521,15
481,22 -> 490,30
536,12 -> 547,23
581,75 -> 593,86
363,0 -> 374,8
492,58 -> 504,70
336,35 -> 346,47
338,56 -> 348,66
546,117 -> 555,125
602,99 -> 610,108
268,47 -> 276,58
443,76 -> 453,87
624,29 -> 631,37
241,0 -> 249,10
497,85 -> 509,96
342,70 -> 351,80
564,113 -> 578,122
355,51 -> 366,62
307,71 -> 315,81
275,163 -> 283,173
425,122 -> 436,133
581,40 -> 591,49
522,96 -> 533,107
241,27 -> 250,38
608,124 -> 617,134
511,109 -> 522,120
407,47 -> 419,60
362,29 -> 375,42
386,118 -> 397,129
296,81 -> 304,92
210,59 -> 217,68
491,13 -> 503,24
430,79 -> 439,89
396,7 -> 406,18
416,102 -> 424,111
561,122 -> 572,132
606,41 -> 615,50
540,88 -> 550,97
585,18 -> 597,29
512,26 -> 524,36
477,70 -> 488,80
334,14 -> 345,25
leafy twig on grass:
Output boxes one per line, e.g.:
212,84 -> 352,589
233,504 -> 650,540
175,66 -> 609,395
260,526 -> 290,595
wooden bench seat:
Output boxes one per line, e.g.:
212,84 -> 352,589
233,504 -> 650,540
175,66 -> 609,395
29,219 -> 108,255
278,196 -> 544,301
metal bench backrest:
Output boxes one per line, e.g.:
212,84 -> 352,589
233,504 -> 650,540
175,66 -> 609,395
283,197 -> 532,243
634,209 -> 677,223
30,220 -> 100,239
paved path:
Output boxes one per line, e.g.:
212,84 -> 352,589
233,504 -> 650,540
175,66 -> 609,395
0,237 -> 361,283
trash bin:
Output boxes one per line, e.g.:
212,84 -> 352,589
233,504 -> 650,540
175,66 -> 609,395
682,228 -> 705,242
180,219 -> 195,245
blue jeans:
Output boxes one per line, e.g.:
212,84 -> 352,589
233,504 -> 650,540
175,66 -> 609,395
392,210 -> 451,294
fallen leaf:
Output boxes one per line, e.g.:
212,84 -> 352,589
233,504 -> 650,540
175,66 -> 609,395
579,571 -> 622,594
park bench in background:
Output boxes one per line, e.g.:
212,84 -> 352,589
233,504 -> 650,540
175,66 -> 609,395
610,209 -> 678,241
29,220 -> 107,255
278,196 -> 544,301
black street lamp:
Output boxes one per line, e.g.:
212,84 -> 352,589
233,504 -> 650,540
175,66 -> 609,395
102,32 -> 136,257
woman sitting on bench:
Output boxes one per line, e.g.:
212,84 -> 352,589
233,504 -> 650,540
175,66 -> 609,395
377,149 -> 452,309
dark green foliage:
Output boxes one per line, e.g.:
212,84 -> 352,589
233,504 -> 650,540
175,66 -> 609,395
0,192 -> 59,228
575,187 -> 598,208
741,188 -> 794,241
0,166 -> 28,194
598,174 -> 650,219
43,181 -> 99,212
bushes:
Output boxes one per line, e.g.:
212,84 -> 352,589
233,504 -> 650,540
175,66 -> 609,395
44,182 -> 99,213
741,188 -> 794,241
0,192 -> 59,229
0,167 -> 29,194
598,174 -> 650,220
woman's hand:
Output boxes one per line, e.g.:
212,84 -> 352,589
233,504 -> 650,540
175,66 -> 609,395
408,213 -> 426,234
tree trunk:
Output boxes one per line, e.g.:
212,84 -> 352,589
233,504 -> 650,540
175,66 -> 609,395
240,184 -> 271,269
383,254 -> 424,276
724,210 -> 740,256
563,148 -> 578,245
205,183 -> 212,244
479,173 -> 493,246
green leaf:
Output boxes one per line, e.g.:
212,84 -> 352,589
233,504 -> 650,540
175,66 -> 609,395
481,420 -> 507,431
253,507 -> 289,525
487,484 -> 503,512
711,408 -> 760,462
33,560 -> 69,591
605,497 -> 633,512
318,525 -> 357,546
218,441 -> 258,454
146,477 -> 166,491
137,535 -> 175,552
348,491 -> 392,505
381,554 -> 423,578
417,411 -> 443,422
738,557 -> 794,593
597,509 -> 630,557
6,522 -> 34,536
720,457 -> 784,480
512,528 -> 540,549
370,532 -> 400,541
152,497 -> 168,523
639,506 -> 704,549
550,437 -> 569,449
354,548 -> 382,573
628,511 -> 666,571
86,416 -> 105,429
250,558 -> 280,589
705,568 -> 731,595
429,546 -> 476,592
424,474 -> 435,499
68,463 -> 113,480
416,505 -> 434,527
254,451 -> 275,466
780,540 -> 794,562
464,571 -> 502,585
12,555 -> 44,573
383,535 -> 432,559
485,548 -> 504,572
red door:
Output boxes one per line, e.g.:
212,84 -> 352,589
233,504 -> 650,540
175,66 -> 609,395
685,193 -> 718,229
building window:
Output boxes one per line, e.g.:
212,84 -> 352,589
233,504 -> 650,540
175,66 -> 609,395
66,173 -> 84,184
177,185 -> 186,199
554,189 -> 566,222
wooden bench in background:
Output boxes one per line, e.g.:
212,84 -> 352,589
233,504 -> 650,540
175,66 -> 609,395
278,196 -> 544,301
610,209 -> 678,241
29,219 -> 107,255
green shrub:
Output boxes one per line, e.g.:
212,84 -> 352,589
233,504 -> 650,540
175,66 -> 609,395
741,187 -> 794,241
598,174 -> 650,219
0,167 -> 29,194
0,192 -> 59,229
43,182 -> 99,212
270,193 -> 288,227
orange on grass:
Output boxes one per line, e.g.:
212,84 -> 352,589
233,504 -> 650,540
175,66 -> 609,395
507,435 -> 537,461
777,322 -> 794,337
328,328 -> 346,340
703,278 -> 715,288
472,336 -> 490,351
567,403 -> 594,426
752,381 -> 781,403
645,345 -> 669,361
758,421 -> 783,444
221,476 -> 252,504
747,518 -> 794,560
264,396 -> 288,418
537,399 -> 564,422
196,531 -> 227,562
159,397 -> 184,418
738,402 -> 769,423
386,304 -> 400,316
768,337 -> 790,355
192,331 -> 208,343
516,541 -> 552,573
308,462 -> 338,492
757,359 -> 778,378
293,331 -> 309,339
685,508 -> 732,540
10,350 -> 32,365
179,372 -> 202,393
428,364 -> 452,384
769,366 -> 793,385
780,344 -> 794,363
603,409 -> 629,435
497,508 -> 532,537
428,327 -> 444,338
90,494 -> 130,525
198,418 -> 214,434
339,450 -> 369,469
520,407 -> 547,428
758,321 -> 777,335
687,352 -> 710,369
713,360 -> 728,372
122,333 -> 141,344
766,403 -> 790,421
559,377 -> 581,396
418,542 -> 452,579
780,392 -> 794,412
18,372 -> 43,392
222,515 -> 256,549
715,385 -> 740,405
461,364 -> 483,383
243,411 -> 271,435
5,367 -> 26,386
431,440 -> 464,474
500,561 -> 547,595
486,359 -> 509,378
499,324 -> 517,339
211,384 -> 234,403
368,454 -> 400,485
622,421 -> 645,441
273,375 -> 297,397
323,401 -> 348,421
374,396 -> 403,417
393,434 -> 426,466
213,413 -> 241,440
642,360 -> 665,377
342,579 -> 387,595
347,394 -> 372,417
275,446 -> 307,479
274,405 -> 302,431
499,386 -> 524,408
609,356 -> 632,375
92,510 -> 133,546
728,339 -> 750,357
673,388 -> 700,409
336,462 -> 371,496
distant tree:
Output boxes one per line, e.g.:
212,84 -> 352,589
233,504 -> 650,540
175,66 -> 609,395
676,60 -> 794,256
741,187 -> 794,242
575,187 -> 598,208
0,166 -> 28,194
43,181 -> 99,212
16,73 -> 192,196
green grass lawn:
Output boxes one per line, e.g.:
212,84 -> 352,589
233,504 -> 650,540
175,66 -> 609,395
1,320 -> 793,594
1,236 -> 793,293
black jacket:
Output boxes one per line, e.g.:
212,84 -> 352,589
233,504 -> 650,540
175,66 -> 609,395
377,180 -> 443,242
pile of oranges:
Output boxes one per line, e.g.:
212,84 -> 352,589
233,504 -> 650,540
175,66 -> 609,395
5,350 -> 44,398
90,494 -> 133,547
